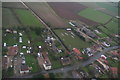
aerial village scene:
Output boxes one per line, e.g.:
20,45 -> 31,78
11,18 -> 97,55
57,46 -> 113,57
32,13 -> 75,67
2,1 -> 120,79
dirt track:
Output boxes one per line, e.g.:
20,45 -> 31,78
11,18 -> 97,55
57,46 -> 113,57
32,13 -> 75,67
24,2 -> 68,28
48,2 -> 98,26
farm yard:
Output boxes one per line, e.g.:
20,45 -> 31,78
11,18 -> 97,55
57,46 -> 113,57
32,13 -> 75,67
54,29 -> 90,51
78,8 -> 112,24
48,2 -> 98,26
24,2 -> 68,28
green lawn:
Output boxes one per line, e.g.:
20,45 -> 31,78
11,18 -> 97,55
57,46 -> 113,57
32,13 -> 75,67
54,29 -> 90,51
25,54 -> 40,72
3,32 -> 18,46
78,8 -> 112,24
14,9 -> 43,27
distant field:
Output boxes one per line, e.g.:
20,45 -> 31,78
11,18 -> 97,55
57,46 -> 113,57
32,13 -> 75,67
96,2 -> 118,14
49,2 -> 97,26
2,8 -> 20,27
25,2 -> 68,28
78,8 -> 112,24
14,9 -> 44,27
105,18 -> 118,34
54,29 -> 90,50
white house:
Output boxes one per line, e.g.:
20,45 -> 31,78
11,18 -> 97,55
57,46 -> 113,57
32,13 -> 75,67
20,65 -> 29,74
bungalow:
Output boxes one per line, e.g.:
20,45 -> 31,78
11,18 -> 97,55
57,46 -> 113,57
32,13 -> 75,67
7,46 -> 18,56
2,55 -> 8,69
60,57 -> 71,65
20,64 -> 29,74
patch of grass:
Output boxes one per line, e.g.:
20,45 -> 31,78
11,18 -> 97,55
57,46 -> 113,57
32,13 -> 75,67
14,9 -> 43,27
3,32 -> 18,46
78,8 -> 112,24
97,26 -> 111,35
105,19 -> 118,34
25,54 -> 40,72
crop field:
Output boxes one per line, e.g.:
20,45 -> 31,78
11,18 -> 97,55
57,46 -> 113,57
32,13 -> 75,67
2,8 -> 20,28
2,2 -> 26,9
105,18 -> 118,34
78,8 -> 112,24
24,2 -> 68,28
14,9 -> 44,27
54,29 -> 90,51
48,2 -> 98,26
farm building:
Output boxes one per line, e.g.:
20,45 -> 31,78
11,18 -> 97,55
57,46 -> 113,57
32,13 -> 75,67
7,46 -> 18,56
42,52 -> 52,70
81,27 -> 98,38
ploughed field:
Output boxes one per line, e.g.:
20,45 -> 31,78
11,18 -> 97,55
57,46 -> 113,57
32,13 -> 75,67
24,2 -> 68,28
48,2 -> 98,26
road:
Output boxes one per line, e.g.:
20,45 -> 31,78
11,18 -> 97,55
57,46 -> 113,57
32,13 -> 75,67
11,46 -> 120,78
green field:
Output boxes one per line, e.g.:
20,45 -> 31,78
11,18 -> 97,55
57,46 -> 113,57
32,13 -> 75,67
25,54 -> 40,72
54,29 -> 90,50
105,18 -> 118,34
78,8 -> 112,24
14,9 -> 43,27
3,8 -> 20,27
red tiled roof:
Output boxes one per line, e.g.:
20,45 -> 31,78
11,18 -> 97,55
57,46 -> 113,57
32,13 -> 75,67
77,56 -> 84,59
112,52 -> 120,56
7,46 -> 18,56
73,48 -> 81,55
110,67 -> 118,74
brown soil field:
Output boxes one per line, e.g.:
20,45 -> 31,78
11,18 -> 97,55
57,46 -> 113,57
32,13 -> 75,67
25,2 -> 68,28
2,2 -> 26,9
48,2 -> 98,26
